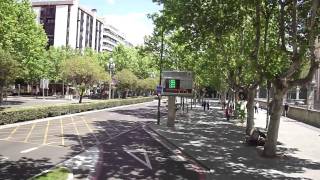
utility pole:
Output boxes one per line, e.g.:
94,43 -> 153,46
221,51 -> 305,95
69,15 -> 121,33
157,26 -> 164,125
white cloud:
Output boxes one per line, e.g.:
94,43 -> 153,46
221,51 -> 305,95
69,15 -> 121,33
104,13 -> 154,46
106,0 -> 115,5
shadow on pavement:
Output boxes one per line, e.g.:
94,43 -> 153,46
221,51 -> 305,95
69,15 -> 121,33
61,119 -> 152,179
0,101 -> 25,111
93,126 -> 199,180
150,106 -> 320,180
0,156 -> 52,180
110,104 -> 168,120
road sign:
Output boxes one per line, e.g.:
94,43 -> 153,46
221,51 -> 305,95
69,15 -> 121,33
40,79 -> 49,89
161,71 -> 193,97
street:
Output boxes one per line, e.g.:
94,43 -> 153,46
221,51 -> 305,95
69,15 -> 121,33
0,101 -> 203,179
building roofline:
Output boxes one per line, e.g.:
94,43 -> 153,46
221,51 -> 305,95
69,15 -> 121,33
31,0 -> 75,6
78,5 -> 104,22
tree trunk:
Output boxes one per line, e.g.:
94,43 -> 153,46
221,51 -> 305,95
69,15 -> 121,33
234,90 -> 239,118
79,89 -> 84,103
221,91 -> 226,103
0,85 -> 4,104
263,87 -> 286,157
266,81 -> 271,129
125,90 -> 128,99
246,88 -> 256,135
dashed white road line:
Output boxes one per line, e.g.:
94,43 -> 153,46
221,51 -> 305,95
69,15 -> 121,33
20,147 -> 39,154
20,143 -> 54,154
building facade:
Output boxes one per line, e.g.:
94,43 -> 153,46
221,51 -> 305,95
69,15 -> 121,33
32,0 -> 103,52
31,0 -> 133,52
101,23 -> 133,52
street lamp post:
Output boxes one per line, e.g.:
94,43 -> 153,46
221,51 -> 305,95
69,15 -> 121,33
107,58 -> 115,100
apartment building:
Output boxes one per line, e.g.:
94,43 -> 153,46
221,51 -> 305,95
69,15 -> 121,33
101,23 -> 133,52
31,0 -> 103,52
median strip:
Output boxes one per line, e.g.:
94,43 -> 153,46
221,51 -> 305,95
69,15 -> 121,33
0,97 -> 154,125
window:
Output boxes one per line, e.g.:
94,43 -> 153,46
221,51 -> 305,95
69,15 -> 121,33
79,10 -> 84,49
95,21 -> 98,50
98,22 -> 102,52
85,14 -> 89,47
66,5 -> 71,46
39,5 -> 56,48
89,16 -> 93,47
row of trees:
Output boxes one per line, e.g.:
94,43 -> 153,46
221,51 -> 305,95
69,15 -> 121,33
46,46 -> 158,103
0,0 -> 158,104
1,44 -> 158,103
150,0 -> 319,157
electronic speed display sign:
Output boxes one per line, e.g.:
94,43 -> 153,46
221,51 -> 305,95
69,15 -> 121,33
161,71 -> 193,96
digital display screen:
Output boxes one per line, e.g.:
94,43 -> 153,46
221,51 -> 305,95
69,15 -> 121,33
166,79 -> 180,89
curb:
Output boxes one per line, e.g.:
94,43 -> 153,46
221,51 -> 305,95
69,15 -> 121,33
146,124 -> 211,171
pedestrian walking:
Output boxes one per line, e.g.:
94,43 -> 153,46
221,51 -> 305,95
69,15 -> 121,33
222,101 -> 226,110
284,103 -> 289,117
202,101 -> 206,111
254,102 -> 259,113
225,107 -> 230,121
206,101 -> 210,110
229,105 -> 233,116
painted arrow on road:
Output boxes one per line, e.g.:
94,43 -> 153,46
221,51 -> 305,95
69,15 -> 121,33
124,148 -> 152,170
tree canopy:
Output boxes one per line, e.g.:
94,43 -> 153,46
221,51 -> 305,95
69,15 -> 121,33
0,0 -> 47,82
61,54 -> 108,103
151,0 -> 320,157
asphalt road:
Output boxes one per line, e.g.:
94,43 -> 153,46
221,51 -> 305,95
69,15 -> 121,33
92,126 -> 201,180
0,101 -> 203,180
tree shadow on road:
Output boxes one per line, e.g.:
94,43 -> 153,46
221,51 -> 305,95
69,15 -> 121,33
150,107 -> 320,180
92,126 -> 199,180
110,104 -> 167,120
0,155 -> 53,180
60,119 -> 153,179
0,101 -> 25,111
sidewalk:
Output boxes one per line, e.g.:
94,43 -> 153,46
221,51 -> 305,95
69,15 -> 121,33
149,101 -> 320,180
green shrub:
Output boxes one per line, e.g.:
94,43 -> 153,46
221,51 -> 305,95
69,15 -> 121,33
0,97 -> 154,125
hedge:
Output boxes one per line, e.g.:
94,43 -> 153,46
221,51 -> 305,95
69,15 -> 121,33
0,97 -> 154,125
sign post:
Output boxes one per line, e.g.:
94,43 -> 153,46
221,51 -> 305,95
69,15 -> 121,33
167,96 -> 176,127
161,71 -> 193,127
40,79 -> 49,100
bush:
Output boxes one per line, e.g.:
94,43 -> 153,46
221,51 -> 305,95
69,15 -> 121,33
0,97 -> 154,125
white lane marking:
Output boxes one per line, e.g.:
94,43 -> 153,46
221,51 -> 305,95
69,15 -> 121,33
20,147 -> 39,154
124,148 -> 152,170
20,143 -> 54,154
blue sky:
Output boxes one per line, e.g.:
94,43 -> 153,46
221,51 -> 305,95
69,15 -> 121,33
79,0 -> 162,45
